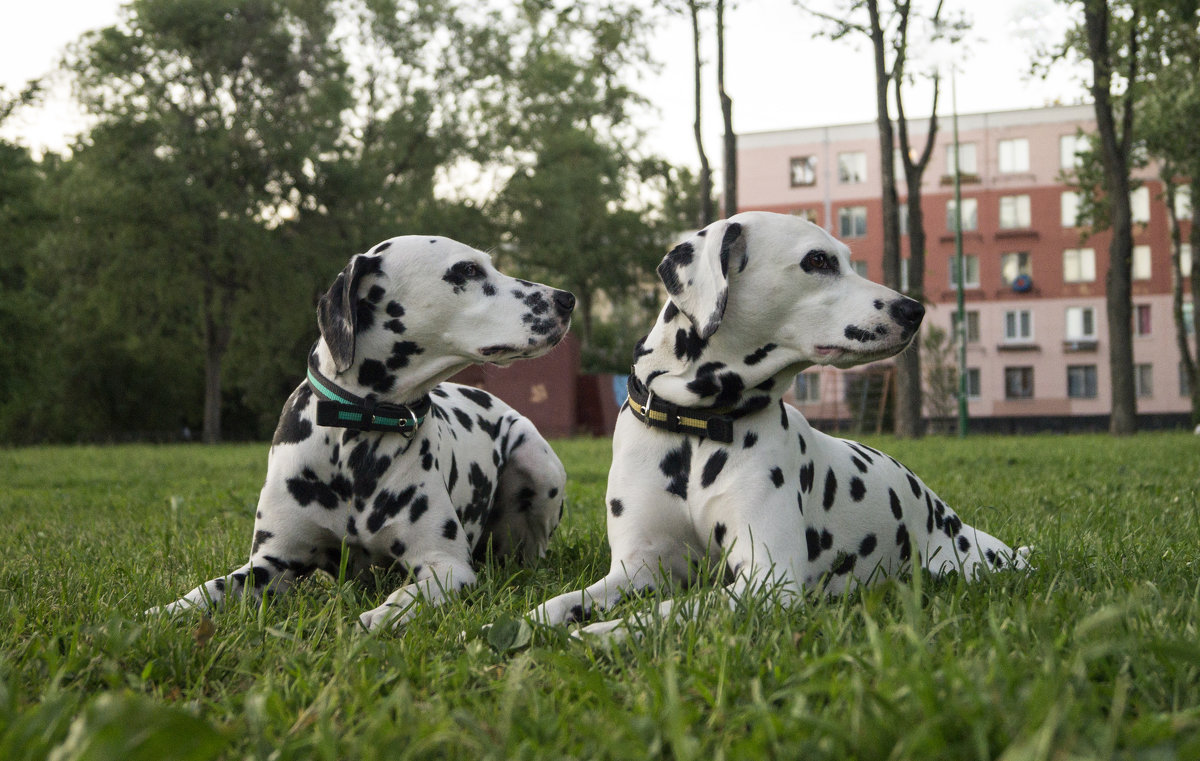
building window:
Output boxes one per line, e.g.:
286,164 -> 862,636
792,208 -> 820,224
1131,186 -> 1151,224
1059,133 -> 1088,169
999,194 -> 1032,229
965,368 -> 981,399
794,373 -> 821,403
998,138 -> 1030,173
1004,367 -> 1034,399
851,260 -> 868,278
1067,365 -> 1098,399
950,254 -> 980,289
947,142 -> 978,175
790,156 -> 817,187
838,206 -> 868,238
1066,306 -> 1096,339
898,202 -> 908,236
1184,302 -> 1196,336
1183,244 -> 1193,277
947,198 -> 978,232
1003,309 -> 1033,342
1135,304 -> 1151,336
837,152 -> 867,184
1061,191 -> 1081,227
900,258 -> 909,293
1133,245 -> 1152,280
1176,186 -> 1193,220
1064,248 -> 1097,283
952,310 -> 981,343
1135,363 -> 1153,398
1001,252 -> 1032,287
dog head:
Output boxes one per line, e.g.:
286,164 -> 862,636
657,211 -> 922,372
317,236 -> 574,394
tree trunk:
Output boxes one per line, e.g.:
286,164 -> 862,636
865,0 -> 905,434
1084,2 -> 1138,435
716,0 -> 737,218
201,274 -> 232,444
689,0 -> 714,227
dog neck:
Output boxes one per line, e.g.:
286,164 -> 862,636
311,339 -> 472,407
631,306 -> 808,415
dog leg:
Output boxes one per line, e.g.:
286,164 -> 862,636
359,555 -> 477,631
527,562 -> 660,626
145,557 -> 298,616
482,415 -> 567,564
574,563 -> 801,641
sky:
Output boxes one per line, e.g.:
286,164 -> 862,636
0,0 -> 1087,169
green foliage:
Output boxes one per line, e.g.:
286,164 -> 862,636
1,435 -> 1199,758
0,0 -> 692,443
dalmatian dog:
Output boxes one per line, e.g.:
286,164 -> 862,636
149,235 -> 574,630
530,211 -> 1029,637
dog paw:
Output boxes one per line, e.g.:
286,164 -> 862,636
359,602 -> 410,632
572,618 -> 631,642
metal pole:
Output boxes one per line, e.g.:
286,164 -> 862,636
952,68 -> 968,438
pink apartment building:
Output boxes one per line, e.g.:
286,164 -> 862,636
739,104 -> 1196,432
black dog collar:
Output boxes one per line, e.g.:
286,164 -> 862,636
306,347 -> 431,437
626,373 -> 738,444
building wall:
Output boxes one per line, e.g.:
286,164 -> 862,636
745,105 -> 1196,426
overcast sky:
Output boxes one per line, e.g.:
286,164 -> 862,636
1,0 -> 1086,168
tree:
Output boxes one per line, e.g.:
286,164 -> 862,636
688,0 -> 716,226
716,0 -> 737,217
67,0 -> 350,442
1137,1 -> 1200,424
1048,1 -> 1146,435
800,0 -> 949,438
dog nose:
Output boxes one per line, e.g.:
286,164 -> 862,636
889,298 -> 925,330
553,290 -> 576,315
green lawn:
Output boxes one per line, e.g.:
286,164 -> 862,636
1,434 -> 1198,760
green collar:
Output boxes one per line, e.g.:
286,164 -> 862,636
306,347 -> 431,437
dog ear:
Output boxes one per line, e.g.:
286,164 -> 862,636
317,253 -> 380,373
656,220 -> 746,340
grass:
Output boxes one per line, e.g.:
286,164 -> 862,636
1,433 -> 1198,760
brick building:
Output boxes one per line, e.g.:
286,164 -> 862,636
738,104 -> 1195,432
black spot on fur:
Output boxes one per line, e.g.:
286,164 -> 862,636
674,327 -> 707,361
357,359 -> 393,394
458,387 -> 494,408
743,432 -> 758,448
859,534 -> 877,556
743,343 -> 778,366
453,408 -> 474,431
272,385 -> 313,446
779,401 -> 790,429
390,540 -> 406,557
797,433 -> 807,454
770,466 -> 785,488
409,495 -> 429,523
658,242 -> 695,296
660,440 -> 692,500
701,450 -> 728,488
713,522 -> 727,547
799,461 -> 815,494
957,535 -> 971,553
843,325 -> 874,343
889,488 -> 903,519
849,477 -> 866,502
897,524 -> 912,561
832,551 -> 857,575
386,341 -> 424,370
806,528 -> 822,561
443,520 -> 459,541
907,473 -> 922,498
372,241 -> 392,254
367,485 -> 416,533
252,530 -> 274,554
446,454 -> 459,493
609,498 -> 625,517
663,302 -> 680,322
822,468 -> 838,510
286,468 -> 352,510
851,457 -> 868,473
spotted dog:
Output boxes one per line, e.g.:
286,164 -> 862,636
530,211 -> 1028,637
149,236 -> 574,630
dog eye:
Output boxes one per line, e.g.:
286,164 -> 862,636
453,261 -> 484,279
801,250 -> 838,273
